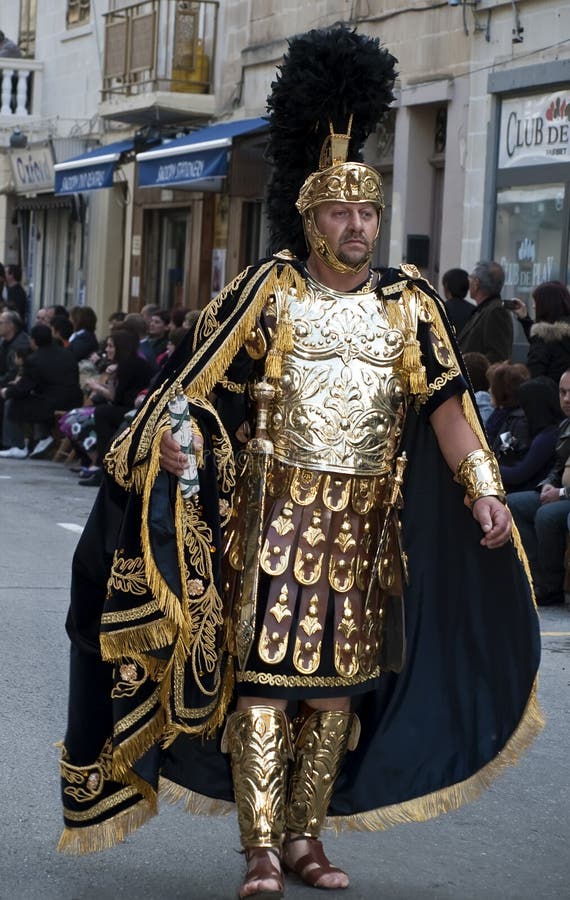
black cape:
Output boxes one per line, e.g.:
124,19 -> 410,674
58,257 -> 542,853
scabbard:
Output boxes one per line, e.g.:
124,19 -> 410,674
235,437 -> 273,670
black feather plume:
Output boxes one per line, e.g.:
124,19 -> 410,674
266,25 -> 398,257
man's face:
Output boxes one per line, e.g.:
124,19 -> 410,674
559,372 -> 570,418
5,268 -> 15,286
0,313 -> 14,339
36,308 -> 50,325
149,315 -> 167,338
314,201 -> 379,270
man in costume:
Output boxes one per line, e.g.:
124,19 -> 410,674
59,27 -> 542,900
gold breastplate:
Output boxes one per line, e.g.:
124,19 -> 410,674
268,277 -> 408,475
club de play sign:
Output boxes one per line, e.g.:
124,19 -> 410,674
499,89 -> 570,168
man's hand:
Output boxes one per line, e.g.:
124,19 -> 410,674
540,484 -> 560,505
472,496 -> 512,548
159,430 -> 186,476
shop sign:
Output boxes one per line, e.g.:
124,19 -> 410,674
9,144 -> 55,194
500,250 -> 556,292
499,90 -> 570,168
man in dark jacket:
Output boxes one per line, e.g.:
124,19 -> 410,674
459,261 -> 513,363
0,324 -> 82,459
4,264 -> 28,329
442,267 -> 475,335
507,368 -> 570,605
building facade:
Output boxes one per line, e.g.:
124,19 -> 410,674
0,0 -> 568,331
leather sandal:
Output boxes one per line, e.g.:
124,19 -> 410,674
282,835 -> 349,889
239,847 -> 284,899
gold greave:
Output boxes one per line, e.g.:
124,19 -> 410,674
285,709 -> 360,838
221,706 -> 292,849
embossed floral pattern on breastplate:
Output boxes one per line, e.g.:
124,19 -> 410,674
269,281 -> 407,475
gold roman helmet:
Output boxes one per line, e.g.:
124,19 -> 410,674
295,117 -> 385,275
265,27 -> 397,269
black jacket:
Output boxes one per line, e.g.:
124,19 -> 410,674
527,319 -> 570,384
444,296 -> 475,335
5,343 -> 83,411
542,417 -> 570,487
68,330 -> 99,362
0,330 -> 30,385
458,295 -> 513,363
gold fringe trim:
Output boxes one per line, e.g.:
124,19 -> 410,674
111,706 -> 167,782
184,263 -> 303,404
461,391 -> 488,447
100,617 -> 177,662
140,431 -> 188,634
106,262 -> 304,491
159,777 -> 235,817
157,683 -> 542,836
57,796 -> 157,855
325,682 -> 544,833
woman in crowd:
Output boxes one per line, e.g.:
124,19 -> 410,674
68,305 -> 99,362
485,361 -> 530,451
79,327 -> 155,486
512,281 -> 570,383
498,376 -> 562,493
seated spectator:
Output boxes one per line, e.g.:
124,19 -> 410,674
462,351 -> 492,424
122,312 -> 158,369
156,326 -> 187,368
52,315 -> 74,347
0,310 -> 29,387
499,376 -> 561,493
0,324 -> 82,459
36,304 -> 69,326
68,305 -> 99,361
508,369 -> 570,605
79,328 -> 155,485
485,361 -> 530,451
147,309 -> 170,363
0,310 -> 30,448
442,268 -> 474,335
184,309 -> 200,330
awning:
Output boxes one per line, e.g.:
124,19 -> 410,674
136,117 -> 267,189
54,138 -> 134,194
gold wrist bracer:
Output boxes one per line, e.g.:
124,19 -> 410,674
455,449 -> 506,508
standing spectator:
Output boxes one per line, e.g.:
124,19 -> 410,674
511,281 -> 570,384
459,261 -> 513,363
0,30 -> 22,58
441,268 -> 474,335
507,368 -> 570,605
68,305 -> 99,361
0,323 -> 82,459
4,264 -> 28,329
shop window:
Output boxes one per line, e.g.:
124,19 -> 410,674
67,0 -> 91,28
494,183 -> 566,311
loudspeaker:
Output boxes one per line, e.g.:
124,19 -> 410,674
406,234 -> 430,269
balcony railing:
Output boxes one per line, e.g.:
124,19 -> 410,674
102,0 -> 218,101
0,58 -> 43,119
